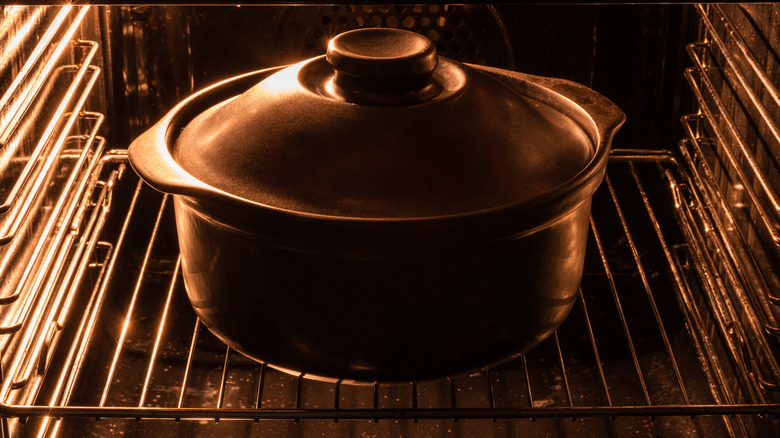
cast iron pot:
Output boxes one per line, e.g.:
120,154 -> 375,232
128,28 -> 624,382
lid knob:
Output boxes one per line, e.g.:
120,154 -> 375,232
326,28 -> 441,104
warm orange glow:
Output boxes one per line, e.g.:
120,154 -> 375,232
0,6 -> 80,142
0,7 -> 44,74
258,61 -> 305,95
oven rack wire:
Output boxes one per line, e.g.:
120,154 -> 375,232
0,150 -> 775,438
692,4 -> 780,246
681,3 -> 780,402
0,5 -> 107,421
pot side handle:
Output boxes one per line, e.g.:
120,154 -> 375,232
128,116 -> 217,199
541,77 -> 626,150
128,67 -> 285,200
476,65 -> 626,151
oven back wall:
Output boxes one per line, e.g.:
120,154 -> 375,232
103,4 -> 696,152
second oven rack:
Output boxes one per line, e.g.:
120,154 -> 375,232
0,150 -> 777,438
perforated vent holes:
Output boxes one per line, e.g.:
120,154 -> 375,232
275,5 -> 514,69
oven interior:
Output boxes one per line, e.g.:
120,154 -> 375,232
1,4 -> 779,437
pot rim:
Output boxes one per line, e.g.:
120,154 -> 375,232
129,59 -> 625,225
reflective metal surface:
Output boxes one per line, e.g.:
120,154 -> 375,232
2,3 -> 780,438
0,7 -> 111,437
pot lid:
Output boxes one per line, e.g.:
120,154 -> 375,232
173,28 -> 594,219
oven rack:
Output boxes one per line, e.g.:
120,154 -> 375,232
0,150 -> 775,438
0,5 -> 108,421
692,4 -> 780,245
681,3 -> 780,401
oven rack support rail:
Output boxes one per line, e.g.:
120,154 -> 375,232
0,6 -> 97,326
0,6 -> 109,429
683,3 -> 780,400
0,150 -> 774,438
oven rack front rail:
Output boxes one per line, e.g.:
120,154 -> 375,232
0,149 -> 774,437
